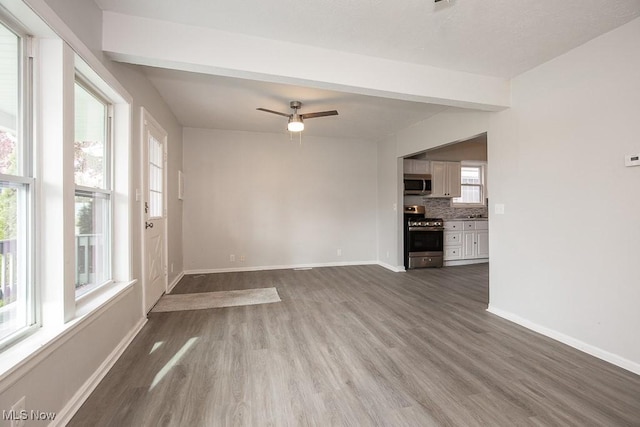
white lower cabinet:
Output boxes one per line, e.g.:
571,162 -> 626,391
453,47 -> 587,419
444,220 -> 488,265
476,230 -> 489,258
444,230 -> 463,260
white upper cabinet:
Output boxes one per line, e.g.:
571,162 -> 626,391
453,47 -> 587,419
403,159 -> 430,174
429,161 -> 461,197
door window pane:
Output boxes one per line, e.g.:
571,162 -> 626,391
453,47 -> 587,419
75,192 -> 110,297
148,134 -> 163,218
74,83 -> 107,189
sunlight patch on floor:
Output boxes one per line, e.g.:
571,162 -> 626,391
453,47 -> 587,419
149,341 -> 164,354
150,337 -> 198,390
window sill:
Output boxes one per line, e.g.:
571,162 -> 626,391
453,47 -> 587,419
0,279 -> 137,390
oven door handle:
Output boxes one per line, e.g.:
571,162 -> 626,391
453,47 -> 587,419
408,227 -> 444,231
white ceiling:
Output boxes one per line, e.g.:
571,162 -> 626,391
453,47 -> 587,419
94,0 -> 640,139
141,66 -> 451,140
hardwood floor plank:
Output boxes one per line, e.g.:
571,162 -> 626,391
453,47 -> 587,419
69,264 -> 640,426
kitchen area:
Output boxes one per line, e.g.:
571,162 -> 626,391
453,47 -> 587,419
403,133 -> 489,270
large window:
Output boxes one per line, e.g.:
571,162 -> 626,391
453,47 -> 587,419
74,79 -> 112,298
0,5 -> 131,361
0,19 -> 34,347
452,163 -> 486,206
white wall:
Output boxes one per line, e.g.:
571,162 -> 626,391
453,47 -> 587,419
375,135 -> 402,271
183,128 -> 377,272
488,17 -> 640,372
377,17 -> 640,373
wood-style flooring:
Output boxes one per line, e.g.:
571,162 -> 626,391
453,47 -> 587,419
69,264 -> 640,426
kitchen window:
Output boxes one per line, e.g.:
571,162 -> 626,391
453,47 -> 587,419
452,163 -> 486,206
0,17 -> 35,349
74,78 -> 113,298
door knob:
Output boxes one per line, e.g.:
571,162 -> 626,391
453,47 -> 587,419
145,221 -> 154,229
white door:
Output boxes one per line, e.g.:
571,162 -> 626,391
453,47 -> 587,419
142,110 -> 168,313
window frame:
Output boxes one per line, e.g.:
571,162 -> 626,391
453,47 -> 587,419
452,162 -> 487,208
73,74 -> 115,301
0,14 -> 37,350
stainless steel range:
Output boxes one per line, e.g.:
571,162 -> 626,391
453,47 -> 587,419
404,206 -> 444,269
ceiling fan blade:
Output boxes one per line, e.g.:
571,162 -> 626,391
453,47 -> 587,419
300,110 -> 339,119
256,108 -> 291,118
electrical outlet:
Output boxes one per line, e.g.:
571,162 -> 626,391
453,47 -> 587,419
240,255 -> 245,262
11,396 -> 26,427
625,153 -> 640,167
229,254 -> 235,262
170,263 -> 174,273
337,249 -> 342,257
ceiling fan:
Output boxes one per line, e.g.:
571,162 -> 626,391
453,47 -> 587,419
257,101 -> 338,132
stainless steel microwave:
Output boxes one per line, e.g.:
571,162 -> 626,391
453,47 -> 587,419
404,174 -> 432,195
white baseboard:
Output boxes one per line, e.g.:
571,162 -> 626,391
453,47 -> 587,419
377,262 -> 406,272
487,305 -> 640,376
53,317 -> 148,426
184,260 -> 378,275
168,271 -> 185,293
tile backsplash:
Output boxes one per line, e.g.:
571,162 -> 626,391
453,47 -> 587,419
404,196 -> 488,219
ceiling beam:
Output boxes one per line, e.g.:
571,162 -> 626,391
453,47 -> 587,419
102,12 -> 510,111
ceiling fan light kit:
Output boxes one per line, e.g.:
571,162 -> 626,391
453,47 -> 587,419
257,100 -> 338,133
287,114 -> 304,132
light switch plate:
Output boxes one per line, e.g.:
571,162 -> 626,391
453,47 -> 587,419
495,204 -> 505,214
625,154 -> 640,167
